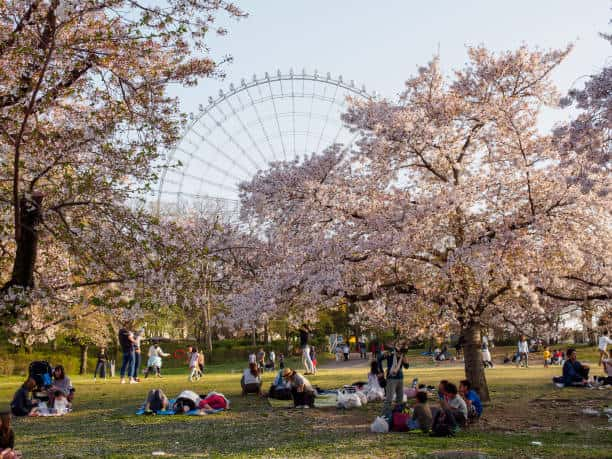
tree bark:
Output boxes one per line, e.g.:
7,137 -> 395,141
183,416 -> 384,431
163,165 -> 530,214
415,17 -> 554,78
462,322 -> 490,402
79,344 -> 88,375
2,193 -> 43,294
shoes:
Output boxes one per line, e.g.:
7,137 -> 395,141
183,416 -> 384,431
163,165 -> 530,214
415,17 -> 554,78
120,379 -> 126,384
129,378 -> 138,384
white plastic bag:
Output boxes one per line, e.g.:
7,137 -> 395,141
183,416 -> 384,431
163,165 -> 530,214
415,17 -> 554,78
367,388 -> 385,402
370,416 -> 389,433
336,391 -> 362,409
356,391 -> 368,406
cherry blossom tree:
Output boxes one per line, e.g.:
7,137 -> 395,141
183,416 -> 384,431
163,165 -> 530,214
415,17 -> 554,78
0,1 -> 244,337
237,47 -> 611,401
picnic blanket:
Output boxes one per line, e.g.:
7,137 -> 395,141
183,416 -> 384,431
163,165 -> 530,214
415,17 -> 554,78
268,392 -> 337,408
136,399 -> 226,416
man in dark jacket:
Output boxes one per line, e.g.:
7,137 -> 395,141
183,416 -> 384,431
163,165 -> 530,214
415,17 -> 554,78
562,348 -> 590,386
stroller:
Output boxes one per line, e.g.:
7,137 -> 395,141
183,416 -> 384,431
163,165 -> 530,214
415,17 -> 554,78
28,361 -> 53,402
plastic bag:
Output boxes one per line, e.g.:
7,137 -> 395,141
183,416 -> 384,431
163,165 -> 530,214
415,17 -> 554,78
370,416 -> 389,433
336,391 -> 362,409
356,391 -> 368,406
367,387 -> 385,402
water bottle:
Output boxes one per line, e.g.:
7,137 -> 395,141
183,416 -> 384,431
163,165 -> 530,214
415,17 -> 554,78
411,377 -> 418,388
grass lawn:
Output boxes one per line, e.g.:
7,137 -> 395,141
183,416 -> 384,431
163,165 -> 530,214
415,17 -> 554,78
0,352 -> 610,458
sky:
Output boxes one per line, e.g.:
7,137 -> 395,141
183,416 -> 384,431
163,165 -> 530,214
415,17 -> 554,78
175,0 -> 609,120
159,1 -> 610,207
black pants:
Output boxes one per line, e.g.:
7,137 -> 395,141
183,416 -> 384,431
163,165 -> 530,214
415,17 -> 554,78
291,387 -> 315,407
578,367 -> 589,380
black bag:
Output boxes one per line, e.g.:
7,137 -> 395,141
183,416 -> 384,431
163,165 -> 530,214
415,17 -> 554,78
269,386 -> 292,400
377,373 -> 387,389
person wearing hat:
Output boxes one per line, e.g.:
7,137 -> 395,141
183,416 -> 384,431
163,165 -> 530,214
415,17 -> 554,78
282,368 -> 315,408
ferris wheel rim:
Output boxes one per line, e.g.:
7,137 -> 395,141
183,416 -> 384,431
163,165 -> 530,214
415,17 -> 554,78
156,70 -> 375,214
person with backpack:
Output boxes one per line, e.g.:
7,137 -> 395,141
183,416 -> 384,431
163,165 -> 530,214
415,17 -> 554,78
118,327 -> 137,384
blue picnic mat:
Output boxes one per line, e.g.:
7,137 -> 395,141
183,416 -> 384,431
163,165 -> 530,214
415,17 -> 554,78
136,399 -> 226,415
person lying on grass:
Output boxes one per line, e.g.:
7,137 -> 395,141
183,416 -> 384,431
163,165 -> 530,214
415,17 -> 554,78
143,389 -> 170,414
459,380 -> 482,421
282,368 -> 315,408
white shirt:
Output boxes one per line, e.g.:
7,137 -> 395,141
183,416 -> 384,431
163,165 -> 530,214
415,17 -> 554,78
189,352 -> 199,368
598,336 -> 612,351
248,353 -> 256,364
242,369 -> 261,385
449,395 -> 468,418
54,397 -> 69,413
269,351 -> 276,362
518,340 -> 529,353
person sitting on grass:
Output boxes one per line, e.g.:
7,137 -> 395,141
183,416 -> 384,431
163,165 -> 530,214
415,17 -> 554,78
48,365 -> 74,407
10,378 -> 39,417
0,411 -> 21,459
367,360 -> 384,392
241,362 -> 262,396
459,379 -> 483,420
268,369 -> 292,399
282,368 -> 315,408
53,391 -> 70,414
562,348 -> 590,387
442,382 -> 467,426
407,391 -> 432,432
143,389 -> 170,414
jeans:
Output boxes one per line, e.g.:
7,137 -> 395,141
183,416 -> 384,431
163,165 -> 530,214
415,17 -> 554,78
120,350 -> 135,378
518,352 -> 529,367
94,361 -> 106,378
134,352 -> 141,377
384,378 -> 404,410
302,346 -> 314,373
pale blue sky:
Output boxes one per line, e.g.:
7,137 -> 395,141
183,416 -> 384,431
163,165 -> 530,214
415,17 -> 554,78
175,0 -> 610,124
158,1 -> 610,206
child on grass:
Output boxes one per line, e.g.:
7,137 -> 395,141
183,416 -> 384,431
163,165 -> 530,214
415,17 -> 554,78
543,346 -> 551,368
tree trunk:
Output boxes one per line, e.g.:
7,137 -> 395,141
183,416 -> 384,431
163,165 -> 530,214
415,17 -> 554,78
2,194 -> 43,294
263,322 -> 269,344
79,344 -> 88,375
462,322 -> 490,402
252,327 -> 257,347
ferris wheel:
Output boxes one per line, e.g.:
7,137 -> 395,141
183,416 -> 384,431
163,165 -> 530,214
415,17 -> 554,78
153,69 -> 374,217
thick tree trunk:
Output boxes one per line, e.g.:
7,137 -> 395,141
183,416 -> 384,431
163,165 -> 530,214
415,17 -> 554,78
79,344 -> 88,375
462,322 -> 490,402
252,327 -> 257,347
2,194 -> 43,294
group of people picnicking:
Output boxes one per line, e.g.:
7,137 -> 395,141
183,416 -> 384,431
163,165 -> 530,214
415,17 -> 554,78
10,365 -> 74,418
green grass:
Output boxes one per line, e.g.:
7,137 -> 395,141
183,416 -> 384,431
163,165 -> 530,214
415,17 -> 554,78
1,352 -> 611,458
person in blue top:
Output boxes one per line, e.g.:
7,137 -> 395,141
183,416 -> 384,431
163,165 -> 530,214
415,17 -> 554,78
562,348 -> 590,387
459,379 -> 483,420
377,342 -> 409,412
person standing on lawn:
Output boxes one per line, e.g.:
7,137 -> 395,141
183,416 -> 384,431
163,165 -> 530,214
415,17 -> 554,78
119,327 -> 137,384
94,347 -> 108,380
517,335 -> 529,368
299,324 -> 315,374
598,331 -> 611,366
378,343 -> 409,413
